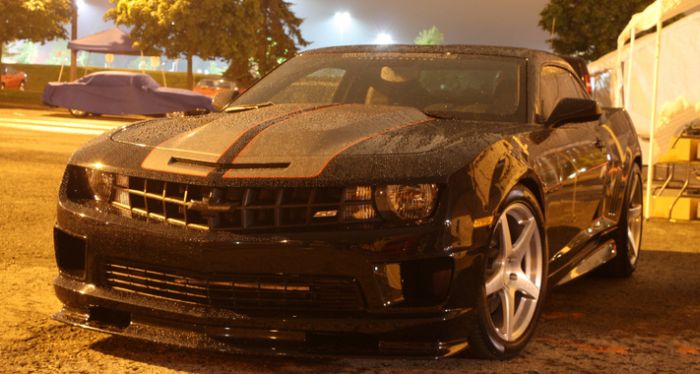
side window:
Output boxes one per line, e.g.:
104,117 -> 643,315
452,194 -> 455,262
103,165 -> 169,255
540,66 -> 587,119
270,68 -> 346,104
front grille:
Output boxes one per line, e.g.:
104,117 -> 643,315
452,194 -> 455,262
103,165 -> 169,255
110,176 -> 378,231
104,262 -> 365,312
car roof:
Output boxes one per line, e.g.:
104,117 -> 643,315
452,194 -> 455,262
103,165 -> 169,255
85,71 -> 149,78
303,44 -> 562,60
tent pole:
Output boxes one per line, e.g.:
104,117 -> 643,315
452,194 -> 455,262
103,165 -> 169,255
58,62 -> 65,82
625,29 -> 635,108
645,1 -> 663,220
140,51 -> 145,73
83,52 -> 89,77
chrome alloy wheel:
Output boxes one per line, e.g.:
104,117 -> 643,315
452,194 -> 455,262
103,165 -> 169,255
626,172 -> 643,265
485,202 -> 543,342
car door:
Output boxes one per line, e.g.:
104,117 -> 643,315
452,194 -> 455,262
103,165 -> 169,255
550,67 -> 610,233
538,65 -> 611,268
5,67 -> 20,88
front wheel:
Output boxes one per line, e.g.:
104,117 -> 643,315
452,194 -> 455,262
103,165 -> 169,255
466,185 -> 548,359
166,111 -> 185,118
69,108 -> 89,118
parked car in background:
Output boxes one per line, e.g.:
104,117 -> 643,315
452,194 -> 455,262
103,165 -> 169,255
561,55 -> 592,94
193,78 -> 239,98
43,71 -> 214,117
1,66 -> 28,91
52,45 -> 642,360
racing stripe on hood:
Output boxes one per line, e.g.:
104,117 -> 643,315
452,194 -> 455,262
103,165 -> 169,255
140,104 -> 335,176
223,104 -> 431,179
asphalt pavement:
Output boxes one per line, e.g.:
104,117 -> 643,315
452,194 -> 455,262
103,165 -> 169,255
0,107 -> 139,136
0,109 -> 698,373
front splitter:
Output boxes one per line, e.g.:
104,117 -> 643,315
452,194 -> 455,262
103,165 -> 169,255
54,306 -> 469,358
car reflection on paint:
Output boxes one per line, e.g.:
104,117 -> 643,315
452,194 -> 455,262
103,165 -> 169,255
193,78 -> 239,98
52,45 -> 642,359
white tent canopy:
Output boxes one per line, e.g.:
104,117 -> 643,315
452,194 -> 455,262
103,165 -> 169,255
617,0 -> 700,50
590,0 -> 700,218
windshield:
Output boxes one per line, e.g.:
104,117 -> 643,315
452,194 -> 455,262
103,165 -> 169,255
235,52 -> 526,122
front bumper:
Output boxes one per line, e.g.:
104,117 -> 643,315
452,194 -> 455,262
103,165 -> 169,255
52,197 -> 485,357
54,275 -> 471,357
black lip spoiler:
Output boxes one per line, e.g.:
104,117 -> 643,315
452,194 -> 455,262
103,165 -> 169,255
169,157 -> 290,170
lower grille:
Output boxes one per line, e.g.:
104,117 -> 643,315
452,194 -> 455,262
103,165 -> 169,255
103,262 -> 365,312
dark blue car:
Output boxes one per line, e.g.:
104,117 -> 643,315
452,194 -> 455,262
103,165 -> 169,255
43,71 -> 214,117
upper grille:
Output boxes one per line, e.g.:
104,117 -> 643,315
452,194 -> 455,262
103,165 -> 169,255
103,262 -> 365,312
110,176 -> 378,231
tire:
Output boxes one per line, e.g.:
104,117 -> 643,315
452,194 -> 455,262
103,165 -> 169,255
466,185 -> 548,359
600,163 -> 643,277
166,111 -> 186,118
69,109 -> 89,118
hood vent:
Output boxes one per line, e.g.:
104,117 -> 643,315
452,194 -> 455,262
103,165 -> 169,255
169,156 -> 290,170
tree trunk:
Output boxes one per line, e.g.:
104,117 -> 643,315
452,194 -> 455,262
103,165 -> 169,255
70,1 -> 78,81
224,59 -> 254,89
186,54 -> 193,90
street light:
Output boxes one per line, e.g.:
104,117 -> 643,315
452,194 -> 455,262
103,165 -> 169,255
333,11 -> 352,31
374,32 -> 395,45
333,11 -> 352,43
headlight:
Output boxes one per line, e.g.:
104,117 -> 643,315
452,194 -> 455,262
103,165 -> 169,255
375,184 -> 439,221
84,168 -> 114,201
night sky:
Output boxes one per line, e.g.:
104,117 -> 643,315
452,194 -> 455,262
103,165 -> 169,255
78,0 -> 551,51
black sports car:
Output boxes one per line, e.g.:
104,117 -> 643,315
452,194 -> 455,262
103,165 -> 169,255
52,45 -> 642,359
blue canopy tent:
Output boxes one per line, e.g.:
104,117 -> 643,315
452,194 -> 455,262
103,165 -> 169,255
68,27 -> 142,55
64,28 -> 167,86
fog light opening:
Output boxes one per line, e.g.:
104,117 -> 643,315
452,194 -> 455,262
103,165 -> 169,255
374,258 -> 454,308
54,227 -> 87,279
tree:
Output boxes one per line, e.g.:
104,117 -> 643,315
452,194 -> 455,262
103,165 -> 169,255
539,0 -> 652,60
0,0 -> 71,78
415,26 -> 444,45
106,0 -> 262,89
225,0 -> 309,87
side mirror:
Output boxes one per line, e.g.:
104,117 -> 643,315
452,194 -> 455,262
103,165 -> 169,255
212,89 -> 240,112
545,98 -> 601,127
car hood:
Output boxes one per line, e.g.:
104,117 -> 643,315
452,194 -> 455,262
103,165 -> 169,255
107,103 -> 531,182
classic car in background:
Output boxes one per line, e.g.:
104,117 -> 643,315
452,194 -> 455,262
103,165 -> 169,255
52,45 -> 642,359
1,66 -> 28,91
42,71 -> 214,117
193,78 -> 239,98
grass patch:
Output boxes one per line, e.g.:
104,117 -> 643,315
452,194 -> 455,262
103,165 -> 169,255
0,90 -> 44,107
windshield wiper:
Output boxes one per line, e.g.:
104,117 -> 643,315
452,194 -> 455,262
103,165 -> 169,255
224,102 -> 274,113
421,109 -> 459,120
